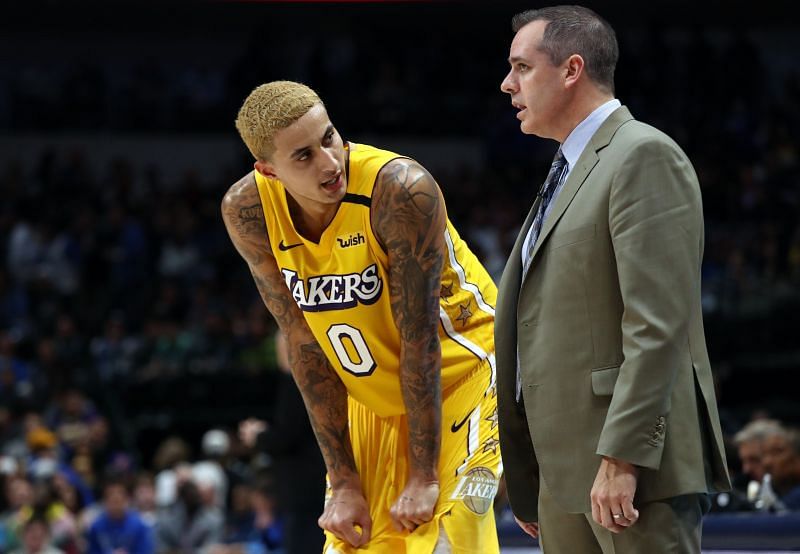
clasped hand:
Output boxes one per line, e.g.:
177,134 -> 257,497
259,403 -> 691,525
318,487 -> 372,548
319,478 -> 439,547
389,478 -> 440,532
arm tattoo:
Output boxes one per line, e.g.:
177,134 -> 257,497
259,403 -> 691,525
221,174 -> 359,488
221,176 -> 268,266
291,342 -> 357,485
373,160 -> 445,478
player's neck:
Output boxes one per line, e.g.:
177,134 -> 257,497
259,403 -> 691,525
287,195 -> 340,243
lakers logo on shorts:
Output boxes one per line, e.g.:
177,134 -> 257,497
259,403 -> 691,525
450,466 -> 499,514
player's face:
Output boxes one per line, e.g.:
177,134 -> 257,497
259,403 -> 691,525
257,104 -> 348,212
501,20 -> 569,139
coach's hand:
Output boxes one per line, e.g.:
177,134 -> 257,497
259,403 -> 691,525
319,487 -> 372,548
390,478 -> 440,532
590,456 -> 640,533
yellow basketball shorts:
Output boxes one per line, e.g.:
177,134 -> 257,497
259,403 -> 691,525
323,366 -> 502,554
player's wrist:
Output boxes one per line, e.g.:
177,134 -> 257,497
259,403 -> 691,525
330,473 -> 364,494
408,468 -> 439,484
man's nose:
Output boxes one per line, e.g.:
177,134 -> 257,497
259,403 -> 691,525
320,148 -> 338,172
501,71 -> 516,94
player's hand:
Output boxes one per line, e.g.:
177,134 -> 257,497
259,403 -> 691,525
514,516 -> 540,539
590,456 -> 640,533
390,478 -> 440,532
238,418 -> 267,449
318,487 -> 372,548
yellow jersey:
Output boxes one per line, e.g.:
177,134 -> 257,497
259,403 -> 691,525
255,143 -> 496,417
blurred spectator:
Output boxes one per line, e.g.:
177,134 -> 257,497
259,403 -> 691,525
220,482 -> 255,545
152,437 -> 192,509
192,429 -> 229,511
44,388 -> 107,468
86,477 -> 154,554
131,473 -> 157,528
156,479 -> 223,553
89,313 -> 143,385
761,426 -> 800,510
24,424 -> 93,542
10,514 -> 64,554
51,471 -> 95,535
1,475 -> 34,551
248,480 -> 282,552
733,418 -> 784,493
14,479 -> 79,554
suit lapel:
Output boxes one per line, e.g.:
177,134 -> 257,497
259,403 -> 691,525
524,106 -> 634,273
526,151 -> 599,264
510,197 -> 542,273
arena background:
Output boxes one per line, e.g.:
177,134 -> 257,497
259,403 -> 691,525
1,1 -> 799,552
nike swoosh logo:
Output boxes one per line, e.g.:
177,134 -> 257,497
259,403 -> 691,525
278,240 -> 303,251
450,408 -> 475,433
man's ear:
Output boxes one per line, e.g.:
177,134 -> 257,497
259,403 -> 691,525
254,160 -> 277,178
564,54 -> 585,89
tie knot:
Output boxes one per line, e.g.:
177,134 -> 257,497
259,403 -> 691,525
551,148 -> 567,171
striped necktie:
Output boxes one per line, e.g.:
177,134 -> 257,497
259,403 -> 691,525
522,148 -> 568,278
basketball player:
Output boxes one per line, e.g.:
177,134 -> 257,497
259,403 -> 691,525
221,81 -> 501,553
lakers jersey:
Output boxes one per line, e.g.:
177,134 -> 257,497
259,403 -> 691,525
255,143 -> 497,417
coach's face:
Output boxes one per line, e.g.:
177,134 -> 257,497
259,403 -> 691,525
501,19 -> 571,140
256,104 -> 348,214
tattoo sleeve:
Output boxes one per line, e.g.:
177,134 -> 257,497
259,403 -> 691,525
372,160 -> 445,480
221,174 -> 360,490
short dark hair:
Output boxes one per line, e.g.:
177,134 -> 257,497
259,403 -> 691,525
511,5 -> 618,93
102,474 -> 132,496
23,513 -> 50,532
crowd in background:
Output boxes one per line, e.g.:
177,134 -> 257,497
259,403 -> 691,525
2,4 -> 800,552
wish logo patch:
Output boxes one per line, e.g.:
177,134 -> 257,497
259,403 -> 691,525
336,233 -> 365,248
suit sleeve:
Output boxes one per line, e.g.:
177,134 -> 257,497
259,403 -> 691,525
596,136 -> 703,469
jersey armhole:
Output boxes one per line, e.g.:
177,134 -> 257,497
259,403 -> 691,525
251,170 -> 278,259
367,156 -> 415,257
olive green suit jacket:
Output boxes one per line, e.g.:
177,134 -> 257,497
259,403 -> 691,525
495,107 -> 731,520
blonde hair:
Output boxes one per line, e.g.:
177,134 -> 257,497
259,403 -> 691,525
235,81 -> 322,161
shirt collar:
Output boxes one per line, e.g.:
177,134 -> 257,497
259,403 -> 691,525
560,99 -> 621,168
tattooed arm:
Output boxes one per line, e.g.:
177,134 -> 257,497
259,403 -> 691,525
221,174 -> 371,547
372,160 -> 446,531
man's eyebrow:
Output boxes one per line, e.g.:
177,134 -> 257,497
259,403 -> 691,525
290,145 -> 310,159
290,124 -> 335,159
